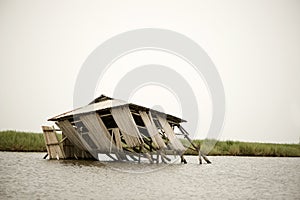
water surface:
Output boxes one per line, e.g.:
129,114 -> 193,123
0,152 -> 299,199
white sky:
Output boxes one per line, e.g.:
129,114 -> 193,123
0,0 -> 300,143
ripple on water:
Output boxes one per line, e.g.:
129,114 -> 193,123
0,152 -> 299,200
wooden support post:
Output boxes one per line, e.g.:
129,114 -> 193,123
180,155 -> 187,164
198,149 -> 202,164
106,153 -> 118,161
161,152 -> 171,162
149,142 -> 153,161
200,152 -> 211,164
161,153 -> 166,163
138,146 -> 141,163
157,150 -> 169,163
130,155 -> 138,161
177,125 -> 212,164
144,152 -> 154,164
141,145 -> 153,164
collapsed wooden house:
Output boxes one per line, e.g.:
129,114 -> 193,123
42,95 -> 210,164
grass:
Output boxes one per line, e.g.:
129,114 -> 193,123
0,130 -> 299,157
184,139 -> 300,157
0,130 -> 48,152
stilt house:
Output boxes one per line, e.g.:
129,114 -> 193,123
42,95 -> 211,164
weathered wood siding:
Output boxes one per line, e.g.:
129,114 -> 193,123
42,126 -> 65,159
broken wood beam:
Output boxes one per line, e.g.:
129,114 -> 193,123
177,125 -> 211,164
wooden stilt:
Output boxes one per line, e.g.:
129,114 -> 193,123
198,149 -> 202,164
161,153 -> 171,162
138,146 -> 141,163
144,152 -> 154,164
140,145 -> 153,164
200,152 -> 211,164
177,125 -> 211,164
161,153 -> 166,163
106,153 -> 118,161
128,154 -> 139,161
180,155 -> 187,164
156,151 -> 160,164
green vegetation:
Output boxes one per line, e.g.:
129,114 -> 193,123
0,130 -> 47,152
0,131 -> 299,157
184,139 -> 300,157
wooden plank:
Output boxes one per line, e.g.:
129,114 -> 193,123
112,128 -> 123,152
80,113 -> 115,152
98,113 -> 112,118
62,135 -> 72,158
139,111 -> 167,149
42,126 -> 65,159
42,126 -> 51,156
62,135 -> 93,159
156,115 -> 185,152
56,120 -> 86,150
111,106 -> 143,147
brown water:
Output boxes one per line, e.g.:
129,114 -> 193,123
0,152 -> 299,199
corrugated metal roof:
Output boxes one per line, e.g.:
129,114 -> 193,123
49,99 -> 127,121
48,95 -> 186,123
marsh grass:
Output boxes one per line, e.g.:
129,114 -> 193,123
185,139 -> 300,157
1,130 -> 299,156
0,130 -> 61,152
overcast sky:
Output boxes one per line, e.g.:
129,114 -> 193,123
1,0 -> 299,143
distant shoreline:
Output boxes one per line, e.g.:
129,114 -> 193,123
1,130 -> 299,157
